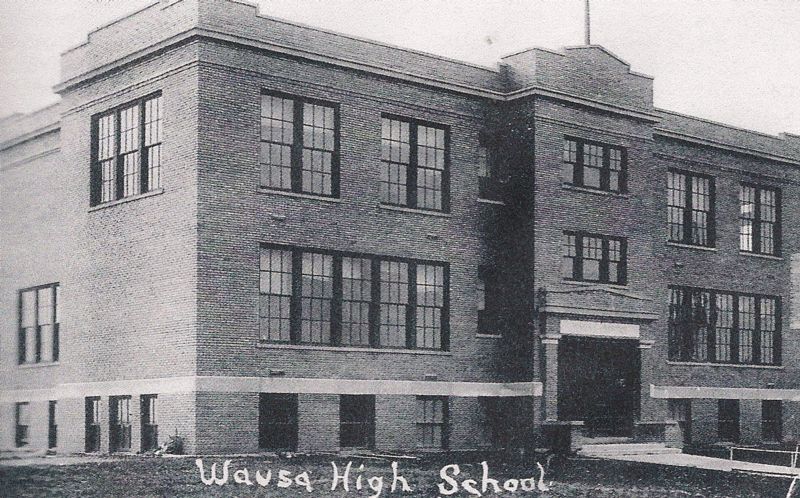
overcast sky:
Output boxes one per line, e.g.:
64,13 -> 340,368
0,0 -> 798,136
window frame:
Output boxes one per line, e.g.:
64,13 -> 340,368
667,169 -> 716,247
339,394 -> 376,449
15,402 -> 30,448
140,394 -> 158,452
48,400 -> 57,449
259,393 -> 299,451
90,92 -> 163,206
416,396 -> 449,449
761,400 -> 782,443
562,231 -> 627,285
739,182 -> 781,256
259,244 -> 450,351
718,399 -> 740,443
668,285 -> 781,365
562,136 -> 627,193
380,114 -> 450,212
259,89 -> 341,198
18,282 -> 60,365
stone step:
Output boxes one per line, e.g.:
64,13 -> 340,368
579,443 -> 682,457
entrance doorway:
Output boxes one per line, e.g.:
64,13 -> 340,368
558,336 -> 640,437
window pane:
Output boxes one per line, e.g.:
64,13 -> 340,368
691,176 -> 710,245
740,185 -> 755,251
144,95 -> 163,190
760,297 -> 777,364
416,125 -> 446,210
582,236 -> 602,281
715,293 -> 733,362
562,234 -> 576,279
738,295 -> 755,363
380,261 -> 408,347
342,257 -> 372,346
301,103 -> 335,195
416,264 -> 444,349
259,248 -> 293,341
120,105 -> 141,197
667,171 -> 687,242
380,118 -> 409,205
260,95 -> 294,190
300,252 -> 333,344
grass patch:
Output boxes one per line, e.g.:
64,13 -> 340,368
0,453 -> 793,497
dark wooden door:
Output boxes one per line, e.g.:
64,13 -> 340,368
558,337 -> 640,436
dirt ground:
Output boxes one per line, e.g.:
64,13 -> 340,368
0,453 -> 794,497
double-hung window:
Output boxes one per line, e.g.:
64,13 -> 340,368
667,170 -> 715,247
18,283 -> 59,365
260,92 -> 339,197
562,137 -> 626,193
668,286 -> 781,365
259,246 -> 449,350
562,232 -> 626,285
417,396 -> 448,449
380,116 -> 449,211
91,93 -> 162,205
740,184 -> 780,255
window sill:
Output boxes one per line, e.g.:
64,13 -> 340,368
257,341 -> 452,356
563,279 -> 628,290
666,242 -> 717,252
739,251 -> 783,261
378,204 -> 451,218
476,333 -> 502,339
89,189 -> 164,212
257,188 -> 342,203
477,198 -> 505,206
561,184 -> 629,198
666,361 -> 783,370
18,362 -> 60,369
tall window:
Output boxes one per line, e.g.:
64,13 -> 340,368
85,397 -> 101,452
15,402 -> 29,447
91,93 -> 162,205
667,170 -> 714,247
379,261 -> 408,348
668,286 -> 780,365
259,393 -> 298,451
718,399 -> 740,443
417,397 -> 448,449
259,246 -> 449,351
341,257 -> 372,346
110,396 -> 132,452
340,395 -> 375,448
48,401 -> 57,449
260,92 -> 338,197
416,264 -> 445,349
259,248 -> 293,342
380,116 -> 449,211
562,232 -> 626,285
141,395 -> 158,452
18,283 -> 59,365
301,252 -> 333,344
562,137 -> 626,193
740,184 -> 780,255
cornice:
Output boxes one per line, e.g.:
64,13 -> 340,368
654,128 -> 800,167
